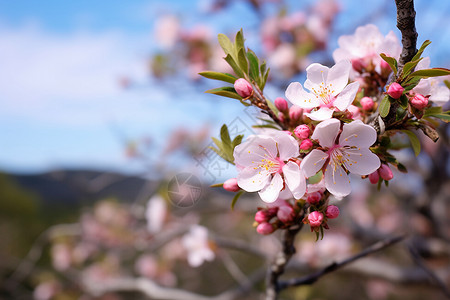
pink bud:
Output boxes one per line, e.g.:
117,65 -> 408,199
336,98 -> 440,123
255,210 -> 269,223
326,205 -> 340,219
256,222 -> 274,235
380,59 -> 391,72
275,97 -> 288,112
299,139 -> 313,150
278,112 -> 285,122
378,164 -> 393,181
306,192 -> 322,204
234,78 -> 253,98
223,178 -> 240,192
360,97 -> 374,111
351,58 -> 366,73
308,211 -> 324,227
289,105 -> 303,121
368,171 -> 379,184
277,205 -> 294,223
294,125 -> 310,139
387,82 -> 404,99
410,94 -> 428,110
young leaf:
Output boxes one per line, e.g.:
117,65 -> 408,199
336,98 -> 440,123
206,86 -> 242,100
399,94 -> 408,109
411,40 -> 431,62
401,130 -> 421,156
231,190 -> 245,210
444,80 -> 450,89
402,57 -> 423,77
210,183 -> 224,188
218,34 -> 234,57
409,68 -> 450,78
235,29 -> 245,53
246,50 -> 260,83
237,48 -> 248,75
380,53 -> 397,75
231,134 -> 243,149
424,106 -> 443,117
198,71 -> 237,84
224,54 -> 245,78
379,96 -> 391,118
220,124 -> 232,154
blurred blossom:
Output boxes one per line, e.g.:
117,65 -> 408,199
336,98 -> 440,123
51,243 -> 72,271
33,281 -> 60,300
182,225 -> 215,267
154,15 -> 180,49
145,194 -> 168,234
296,233 -> 352,266
135,254 -> 158,278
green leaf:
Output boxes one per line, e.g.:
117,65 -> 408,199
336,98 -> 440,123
218,34 -> 234,57
409,68 -> 450,78
220,124 -> 232,153
411,40 -> 431,62
252,124 -> 280,130
260,61 -> 267,76
380,53 -> 397,75
424,106 -> 443,117
397,162 -> 408,173
237,48 -> 248,75
266,98 -> 279,115
231,134 -> 243,149
246,50 -> 260,83
261,67 -> 270,91
402,58 -> 423,77
211,136 -> 222,149
235,29 -> 245,53
198,71 -> 237,84
444,80 -> 450,90
401,130 -> 421,156
224,54 -> 244,78
430,113 -> 450,122
379,96 -> 391,118
210,183 -> 224,188
308,171 -> 323,184
206,86 -> 242,100
396,106 -> 407,121
402,76 -> 422,92
399,94 -> 408,109
231,190 -> 245,210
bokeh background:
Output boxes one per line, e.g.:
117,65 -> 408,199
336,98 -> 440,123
0,0 -> 449,299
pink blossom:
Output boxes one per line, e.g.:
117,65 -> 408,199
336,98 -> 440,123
182,225 -> 215,267
223,178 -> 240,192
308,211 -> 324,227
387,83 -> 404,99
326,205 -> 340,219
234,78 -> 253,98
306,191 -> 322,204
410,94 -> 428,110
412,57 -> 450,105
146,195 -> 167,234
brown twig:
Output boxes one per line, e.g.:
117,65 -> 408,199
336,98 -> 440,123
278,234 -> 406,290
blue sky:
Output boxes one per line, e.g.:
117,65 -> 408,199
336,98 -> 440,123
0,0 -> 449,178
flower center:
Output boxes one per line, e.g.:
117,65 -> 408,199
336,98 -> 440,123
311,82 -> 336,108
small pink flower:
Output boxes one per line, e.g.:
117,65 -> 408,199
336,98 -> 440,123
360,97 -> 374,111
294,125 -> 310,139
289,105 -> 303,121
387,83 -> 404,99
306,191 -> 322,205
326,205 -> 340,219
255,210 -> 270,223
410,93 -> 428,110
368,171 -> 380,184
275,97 -> 288,112
223,178 -> 240,192
277,205 -> 294,223
378,164 -> 393,181
308,211 -> 324,227
256,222 -> 275,235
234,78 -> 253,98
300,139 -> 313,150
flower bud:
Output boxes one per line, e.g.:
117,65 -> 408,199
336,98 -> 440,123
289,105 -> 303,121
299,139 -> 313,150
306,192 -> 322,204
277,205 -> 294,223
351,58 -> 366,73
234,78 -> 253,98
294,124 -> 310,139
278,112 -> 285,123
308,211 -> 324,227
255,210 -> 269,223
387,82 -> 404,99
380,59 -> 390,72
410,93 -> 428,110
223,178 -> 240,192
360,97 -> 374,111
326,205 -> 340,219
378,164 -> 393,181
275,97 -> 288,112
368,171 -> 379,184
256,222 -> 275,235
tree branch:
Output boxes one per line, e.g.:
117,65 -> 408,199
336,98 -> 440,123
395,0 -> 418,68
278,234 -> 406,289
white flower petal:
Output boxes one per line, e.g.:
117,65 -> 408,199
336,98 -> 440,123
234,135 -> 277,167
305,107 -> 334,121
283,161 -> 306,199
339,120 -> 377,148
285,82 -> 320,108
304,63 -> 329,90
429,85 -> 450,105
327,60 -> 351,95
324,164 -> 351,198
258,173 -> 283,203
333,81 -> 360,111
344,148 -> 380,175
274,132 -> 300,161
300,149 -> 328,178
311,118 -> 341,148
237,167 -> 271,192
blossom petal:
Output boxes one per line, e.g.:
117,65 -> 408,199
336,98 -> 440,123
429,85 -> 450,105
339,120 -> 377,148
237,167 -> 270,192
274,132 -> 300,161
333,81 -> 360,111
344,148 -> 380,175
258,173 -> 283,203
285,82 -> 320,108
304,63 -> 329,90
324,164 -> 351,198
300,149 -> 328,178
282,161 -> 306,199
327,60 -> 352,95
311,118 -> 341,148
234,135 -> 277,167
305,107 -> 334,121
